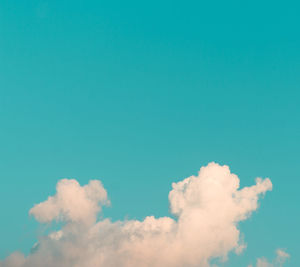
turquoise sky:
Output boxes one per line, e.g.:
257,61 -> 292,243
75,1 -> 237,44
0,0 -> 299,266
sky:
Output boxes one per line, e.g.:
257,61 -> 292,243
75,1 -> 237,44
0,0 -> 299,266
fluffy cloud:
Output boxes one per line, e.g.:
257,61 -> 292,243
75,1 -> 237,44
29,179 -> 109,225
1,163 -> 273,267
248,249 -> 290,267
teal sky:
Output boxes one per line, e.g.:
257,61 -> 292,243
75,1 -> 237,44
0,0 -> 299,266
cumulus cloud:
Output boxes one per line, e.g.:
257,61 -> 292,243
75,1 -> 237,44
0,162 -> 273,267
29,179 -> 109,225
248,249 -> 290,267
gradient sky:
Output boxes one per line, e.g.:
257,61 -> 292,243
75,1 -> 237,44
0,0 -> 299,266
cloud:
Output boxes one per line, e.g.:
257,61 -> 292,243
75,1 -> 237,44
248,249 -> 290,267
29,179 -> 109,225
0,162 -> 273,267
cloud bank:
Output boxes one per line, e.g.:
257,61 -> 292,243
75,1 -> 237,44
1,163 -> 274,267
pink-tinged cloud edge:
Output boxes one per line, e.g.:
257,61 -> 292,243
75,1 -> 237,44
248,249 -> 290,267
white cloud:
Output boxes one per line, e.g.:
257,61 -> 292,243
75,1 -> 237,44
0,162 -> 273,267
248,249 -> 290,267
29,179 -> 109,226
